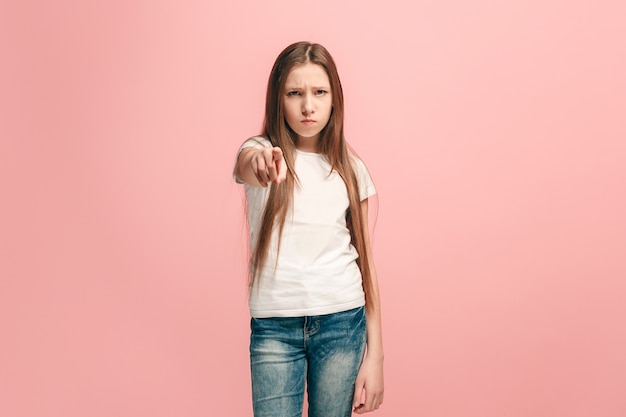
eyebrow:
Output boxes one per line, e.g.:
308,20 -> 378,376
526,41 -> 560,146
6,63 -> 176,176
284,85 -> 330,90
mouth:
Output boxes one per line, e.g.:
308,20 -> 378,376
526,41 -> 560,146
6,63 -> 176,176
301,119 -> 316,126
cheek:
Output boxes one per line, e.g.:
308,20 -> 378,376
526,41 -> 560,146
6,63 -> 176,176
283,105 -> 300,130
323,103 -> 333,120
284,101 -> 297,115
324,98 -> 333,113
284,105 -> 298,123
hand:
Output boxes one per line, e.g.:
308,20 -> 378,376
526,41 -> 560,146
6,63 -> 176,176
353,355 -> 384,414
250,147 -> 286,187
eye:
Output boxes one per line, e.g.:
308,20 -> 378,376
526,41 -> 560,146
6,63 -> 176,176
315,90 -> 328,96
286,91 -> 300,96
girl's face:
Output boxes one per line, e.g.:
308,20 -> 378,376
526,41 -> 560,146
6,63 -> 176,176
283,63 -> 332,151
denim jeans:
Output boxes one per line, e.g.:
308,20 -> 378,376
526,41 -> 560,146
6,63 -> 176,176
250,306 -> 367,417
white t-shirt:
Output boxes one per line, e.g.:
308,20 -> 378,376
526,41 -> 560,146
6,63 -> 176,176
236,137 -> 376,318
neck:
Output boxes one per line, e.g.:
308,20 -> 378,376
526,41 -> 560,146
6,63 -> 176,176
295,136 -> 320,153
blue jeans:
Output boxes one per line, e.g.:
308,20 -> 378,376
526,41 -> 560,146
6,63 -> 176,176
250,306 -> 367,417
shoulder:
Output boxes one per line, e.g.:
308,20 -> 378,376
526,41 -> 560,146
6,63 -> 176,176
240,136 -> 272,151
347,150 -> 376,199
348,151 -> 371,175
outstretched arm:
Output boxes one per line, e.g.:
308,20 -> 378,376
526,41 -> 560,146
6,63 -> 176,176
353,198 -> 384,414
234,146 -> 286,187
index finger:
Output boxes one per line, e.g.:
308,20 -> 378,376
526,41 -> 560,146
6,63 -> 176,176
272,147 -> 286,184
267,148 -> 282,182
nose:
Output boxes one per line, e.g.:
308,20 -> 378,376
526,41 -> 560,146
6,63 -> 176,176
302,93 -> 314,115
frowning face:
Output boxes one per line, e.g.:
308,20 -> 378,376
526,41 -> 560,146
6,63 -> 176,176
283,63 -> 332,152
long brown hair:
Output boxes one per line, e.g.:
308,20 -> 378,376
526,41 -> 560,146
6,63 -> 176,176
250,41 -> 375,309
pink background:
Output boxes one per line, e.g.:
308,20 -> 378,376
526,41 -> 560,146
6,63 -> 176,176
2,0 -> 625,416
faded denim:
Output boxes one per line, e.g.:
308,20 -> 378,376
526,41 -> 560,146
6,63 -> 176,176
250,306 -> 367,417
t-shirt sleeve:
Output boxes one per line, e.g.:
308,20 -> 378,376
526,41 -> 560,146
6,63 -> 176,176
352,155 -> 377,201
233,136 -> 272,184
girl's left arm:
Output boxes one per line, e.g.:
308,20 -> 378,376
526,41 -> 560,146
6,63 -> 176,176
353,198 -> 384,414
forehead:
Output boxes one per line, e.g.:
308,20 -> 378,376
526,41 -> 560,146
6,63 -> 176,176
284,63 -> 330,87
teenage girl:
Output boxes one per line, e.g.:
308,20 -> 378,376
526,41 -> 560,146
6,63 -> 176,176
233,41 -> 384,417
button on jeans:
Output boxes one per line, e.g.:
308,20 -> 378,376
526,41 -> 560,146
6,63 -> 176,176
250,306 -> 367,417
